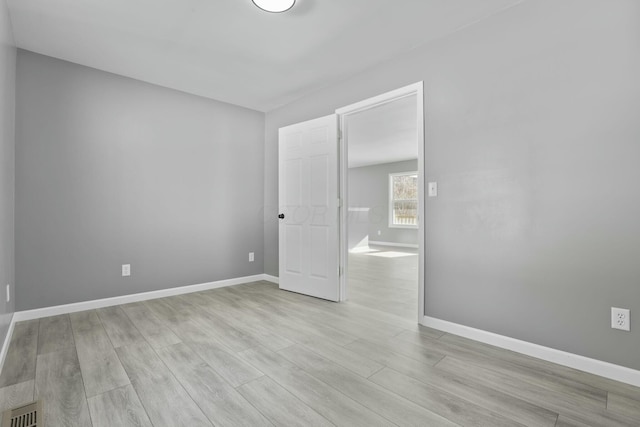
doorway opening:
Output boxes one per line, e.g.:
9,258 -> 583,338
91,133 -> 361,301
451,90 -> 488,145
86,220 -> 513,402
336,83 -> 425,322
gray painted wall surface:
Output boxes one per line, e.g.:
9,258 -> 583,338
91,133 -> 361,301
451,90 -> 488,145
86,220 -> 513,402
348,160 -> 418,248
264,0 -> 640,370
16,51 -> 265,310
0,0 -> 16,345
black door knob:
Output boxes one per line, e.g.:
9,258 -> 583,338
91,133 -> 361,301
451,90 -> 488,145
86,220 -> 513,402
278,214 -> 285,219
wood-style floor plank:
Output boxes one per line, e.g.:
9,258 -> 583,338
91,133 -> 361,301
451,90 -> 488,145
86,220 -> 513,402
346,338 -> 558,426
436,356 -> 638,426
186,339 -> 264,387
35,347 -> 92,426
187,311 -> 260,353
149,295 -> 261,353
347,245 -> 418,321
197,294 -> 324,351
69,310 -> 130,397
297,338 -> 383,378
0,320 -> 38,387
156,343 -> 272,426
435,333 -> 640,400
177,293 -> 295,351
229,289 -> 357,347
116,342 -> 212,427
239,285 -> 403,344
239,345 -> 395,427
391,327 -> 609,413
236,281 -> 405,338
555,415 -> 594,427
346,336 -> 445,367
279,344 -> 459,427
120,302 -> 182,349
437,333 -> 610,405
237,376 -> 334,427
5,257 -> 639,427
369,367 -> 531,427
144,298 -> 191,327
607,392 -> 640,421
37,314 -> 74,355
87,384 -> 152,427
97,306 -> 145,348
0,380 -> 34,413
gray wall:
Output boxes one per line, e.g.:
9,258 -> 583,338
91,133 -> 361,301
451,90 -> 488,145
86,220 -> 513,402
16,51 -> 265,310
349,160 -> 418,248
264,0 -> 640,370
0,0 -> 16,345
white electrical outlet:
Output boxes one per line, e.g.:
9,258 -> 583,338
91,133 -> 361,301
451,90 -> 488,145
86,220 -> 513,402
122,264 -> 131,277
249,252 -> 255,262
611,307 -> 630,331
6,284 -> 9,303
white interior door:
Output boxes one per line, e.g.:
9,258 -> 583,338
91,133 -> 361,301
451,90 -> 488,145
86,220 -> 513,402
278,115 -> 339,301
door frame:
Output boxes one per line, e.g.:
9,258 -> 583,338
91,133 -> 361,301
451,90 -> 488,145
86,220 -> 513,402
335,82 -> 425,322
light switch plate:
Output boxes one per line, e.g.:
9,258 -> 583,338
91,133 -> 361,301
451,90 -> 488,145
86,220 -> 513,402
428,182 -> 438,197
122,264 -> 131,277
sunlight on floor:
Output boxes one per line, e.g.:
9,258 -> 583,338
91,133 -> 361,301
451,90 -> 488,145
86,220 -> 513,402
365,251 -> 417,258
349,246 -> 379,254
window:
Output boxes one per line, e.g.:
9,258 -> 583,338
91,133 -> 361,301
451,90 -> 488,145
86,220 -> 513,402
389,172 -> 418,228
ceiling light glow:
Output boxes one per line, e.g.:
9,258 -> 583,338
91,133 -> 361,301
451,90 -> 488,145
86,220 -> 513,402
252,0 -> 295,13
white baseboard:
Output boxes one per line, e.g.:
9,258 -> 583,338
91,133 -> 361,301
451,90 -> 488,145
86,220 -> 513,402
422,316 -> 640,388
262,274 -> 279,284
13,274 -> 268,322
9,273 -> 635,388
368,240 -> 418,249
1,273 -> 273,374
0,315 -> 16,374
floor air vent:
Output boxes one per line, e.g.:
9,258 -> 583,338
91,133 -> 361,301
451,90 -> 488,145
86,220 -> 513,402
1,400 -> 42,427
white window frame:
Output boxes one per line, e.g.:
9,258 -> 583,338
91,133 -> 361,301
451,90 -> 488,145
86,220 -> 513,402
389,171 -> 419,229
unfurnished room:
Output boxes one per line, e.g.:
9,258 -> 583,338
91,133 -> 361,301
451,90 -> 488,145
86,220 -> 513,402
0,0 -> 639,426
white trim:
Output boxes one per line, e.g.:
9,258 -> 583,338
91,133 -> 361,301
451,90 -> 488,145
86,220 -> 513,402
336,82 -> 425,319
262,274 -> 280,284
13,274 -> 267,322
368,241 -> 418,249
422,316 -> 640,388
0,315 -> 16,373
336,83 -> 423,116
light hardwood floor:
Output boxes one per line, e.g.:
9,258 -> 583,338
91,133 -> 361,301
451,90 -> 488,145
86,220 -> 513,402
347,244 -> 419,321
1,280 -> 639,426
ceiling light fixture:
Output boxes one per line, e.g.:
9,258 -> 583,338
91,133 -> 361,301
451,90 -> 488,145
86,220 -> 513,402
252,0 -> 295,13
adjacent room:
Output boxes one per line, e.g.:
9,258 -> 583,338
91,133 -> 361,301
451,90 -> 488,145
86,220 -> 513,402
346,95 -> 420,321
0,0 -> 639,426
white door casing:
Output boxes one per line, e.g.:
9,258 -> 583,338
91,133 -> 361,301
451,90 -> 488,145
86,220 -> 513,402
336,82 -> 425,318
278,115 -> 340,301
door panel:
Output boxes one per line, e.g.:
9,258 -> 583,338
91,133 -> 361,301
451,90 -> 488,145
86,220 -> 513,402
310,225 -> 329,279
278,115 -> 339,301
284,225 -> 302,274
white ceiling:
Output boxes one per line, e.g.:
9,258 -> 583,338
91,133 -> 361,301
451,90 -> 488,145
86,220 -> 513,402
347,95 -> 417,168
6,0 -> 522,112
